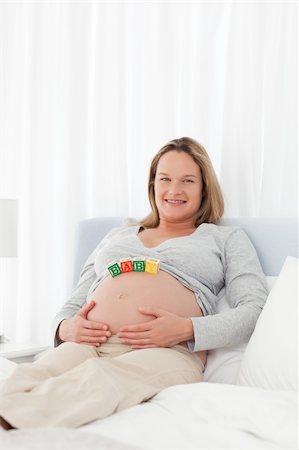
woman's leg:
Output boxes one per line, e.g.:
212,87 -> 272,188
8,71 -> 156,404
112,342 -> 204,412
0,339 -> 203,428
0,342 -> 97,396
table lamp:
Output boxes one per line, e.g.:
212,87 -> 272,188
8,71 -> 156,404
0,199 -> 18,343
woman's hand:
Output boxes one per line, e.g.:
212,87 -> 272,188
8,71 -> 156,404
58,300 -> 111,346
116,307 -> 194,349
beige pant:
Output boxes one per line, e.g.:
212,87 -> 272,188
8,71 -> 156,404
0,336 -> 203,428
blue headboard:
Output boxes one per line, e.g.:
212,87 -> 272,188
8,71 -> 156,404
73,216 -> 298,286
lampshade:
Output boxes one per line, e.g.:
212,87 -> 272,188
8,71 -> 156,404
0,199 -> 18,257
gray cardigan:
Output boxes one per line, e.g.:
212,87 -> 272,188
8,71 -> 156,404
52,223 -> 268,351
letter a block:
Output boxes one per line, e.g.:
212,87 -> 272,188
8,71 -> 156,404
133,257 -> 146,272
120,258 -> 133,273
145,258 -> 160,274
106,261 -> 121,278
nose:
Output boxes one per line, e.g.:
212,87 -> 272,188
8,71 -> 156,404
168,180 -> 183,195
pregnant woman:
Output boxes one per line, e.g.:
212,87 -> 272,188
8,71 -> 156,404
0,137 -> 268,429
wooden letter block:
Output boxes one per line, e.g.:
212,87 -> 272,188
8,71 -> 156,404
145,258 -> 160,274
133,257 -> 146,272
106,261 -> 121,277
120,258 -> 133,273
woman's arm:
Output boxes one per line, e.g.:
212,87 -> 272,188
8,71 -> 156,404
187,228 -> 268,351
52,254 -> 111,347
118,228 -> 268,351
52,244 -> 100,346
52,226 -> 123,346
57,300 -> 111,346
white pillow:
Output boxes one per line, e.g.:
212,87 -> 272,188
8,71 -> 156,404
203,276 -> 277,384
237,256 -> 298,391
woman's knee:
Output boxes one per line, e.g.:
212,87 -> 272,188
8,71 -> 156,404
36,342 -> 97,375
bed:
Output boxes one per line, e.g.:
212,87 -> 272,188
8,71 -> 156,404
0,216 -> 298,449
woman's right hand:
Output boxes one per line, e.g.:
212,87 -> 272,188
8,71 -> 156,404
58,300 -> 111,346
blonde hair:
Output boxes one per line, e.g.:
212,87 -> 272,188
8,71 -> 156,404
140,137 -> 224,228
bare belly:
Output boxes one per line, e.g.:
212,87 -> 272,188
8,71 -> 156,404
87,270 -> 207,366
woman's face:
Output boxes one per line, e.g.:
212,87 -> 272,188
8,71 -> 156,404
154,150 -> 203,225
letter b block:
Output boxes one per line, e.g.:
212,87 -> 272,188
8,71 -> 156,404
107,261 -> 122,277
133,257 -> 146,272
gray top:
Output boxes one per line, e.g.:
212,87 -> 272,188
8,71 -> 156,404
52,223 -> 268,351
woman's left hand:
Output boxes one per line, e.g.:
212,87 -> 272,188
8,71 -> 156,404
116,307 -> 194,349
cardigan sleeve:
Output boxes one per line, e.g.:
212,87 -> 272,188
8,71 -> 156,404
51,226 -> 123,346
187,228 -> 268,351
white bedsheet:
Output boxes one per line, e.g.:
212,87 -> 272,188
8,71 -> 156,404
1,381 -> 297,450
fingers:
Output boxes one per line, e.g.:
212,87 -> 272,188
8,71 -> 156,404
118,323 -> 152,333
117,330 -> 152,345
80,342 -> 100,347
78,300 -> 96,318
83,319 -> 109,331
80,335 -> 109,345
117,330 -> 150,339
81,327 -> 111,338
119,337 -> 151,345
138,306 -> 164,317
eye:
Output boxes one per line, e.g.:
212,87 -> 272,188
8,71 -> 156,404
160,177 -> 171,182
183,179 -> 195,183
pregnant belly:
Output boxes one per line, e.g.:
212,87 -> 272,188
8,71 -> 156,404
87,271 -> 207,366
87,270 -> 203,333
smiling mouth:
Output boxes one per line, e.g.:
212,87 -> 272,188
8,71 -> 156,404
165,199 -> 187,205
